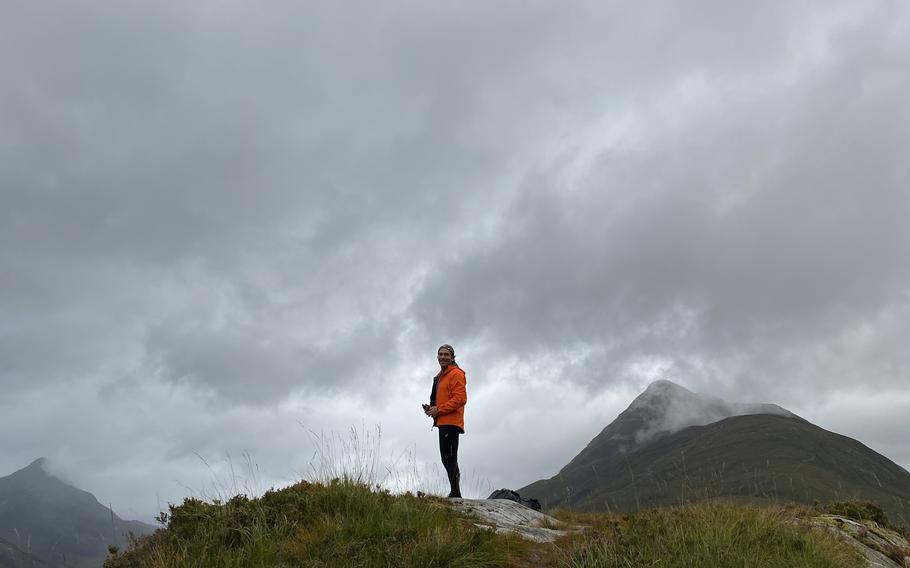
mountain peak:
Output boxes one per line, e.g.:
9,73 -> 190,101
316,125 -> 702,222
26,457 -> 48,471
518,385 -> 910,520
0,460 -> 157,566
520,411 -> 910,523
625,381 -> 795,445
627,380 -> 701,414
637,378 -> 694,398
11,457 -> 52,479
644,379 -> 685,391
552,380 -> 798,480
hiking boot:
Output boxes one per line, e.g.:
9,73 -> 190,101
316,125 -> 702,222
447,471 -> 461,498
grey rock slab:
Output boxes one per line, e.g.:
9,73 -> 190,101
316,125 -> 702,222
448,498 -> 577,543
810,515 -> 910,568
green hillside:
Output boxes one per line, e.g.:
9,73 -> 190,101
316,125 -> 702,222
522,414 -> 910,529
105,478 -> 874,567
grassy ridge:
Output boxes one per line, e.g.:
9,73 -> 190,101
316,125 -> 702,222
105,479 -> 527,568
106,479 -> 879,567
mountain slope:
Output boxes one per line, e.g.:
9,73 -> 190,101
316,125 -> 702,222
579,415 -> 910,524
0,459 -> 155,568
0,536 -> 46,568
519,382 -> 910,530
521,380 -> 796,507
567,380 -> 796,467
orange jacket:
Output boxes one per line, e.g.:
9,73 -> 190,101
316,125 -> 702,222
434,364 -> 467,432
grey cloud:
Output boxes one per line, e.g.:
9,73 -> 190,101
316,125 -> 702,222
144,310 -> 402,404
411,6 -> 910,401
1,0 -> 909,520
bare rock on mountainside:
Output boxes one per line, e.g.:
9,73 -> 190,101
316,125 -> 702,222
810,515 -> 910,568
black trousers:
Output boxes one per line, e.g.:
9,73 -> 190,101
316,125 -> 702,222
438,425 -> 462,497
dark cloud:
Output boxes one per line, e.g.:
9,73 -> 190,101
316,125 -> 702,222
413,4 -> 910,402
1,0 -> 908,520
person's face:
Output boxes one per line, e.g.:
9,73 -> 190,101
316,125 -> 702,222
437,349 -> 453,368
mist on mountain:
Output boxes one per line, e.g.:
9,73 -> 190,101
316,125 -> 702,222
0,458 -> 155,568
626,379 -> 795,446
520,380 -> 910,528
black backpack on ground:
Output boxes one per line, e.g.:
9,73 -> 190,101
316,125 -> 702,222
487,488 -> 542,511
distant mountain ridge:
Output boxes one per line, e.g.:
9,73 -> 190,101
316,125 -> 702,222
519,380 -> 910,529
0,459 -> 155,568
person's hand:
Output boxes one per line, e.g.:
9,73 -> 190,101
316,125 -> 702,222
425,405 -> 439,418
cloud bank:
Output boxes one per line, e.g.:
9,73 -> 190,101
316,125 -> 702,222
1,0 -> 908,520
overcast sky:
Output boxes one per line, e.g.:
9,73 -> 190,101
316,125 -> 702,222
2,1 -> 909,523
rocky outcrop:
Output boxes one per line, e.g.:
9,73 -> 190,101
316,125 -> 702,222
810,515 -> 910,568
445,498 -> 909,564
448,498 -> 578,543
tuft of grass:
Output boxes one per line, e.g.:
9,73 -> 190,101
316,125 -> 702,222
105,479 -> 528,568
551,501 -> 863,568
301,424 -> 493,500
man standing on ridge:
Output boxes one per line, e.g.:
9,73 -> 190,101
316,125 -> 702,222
423,344 -> 467,498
